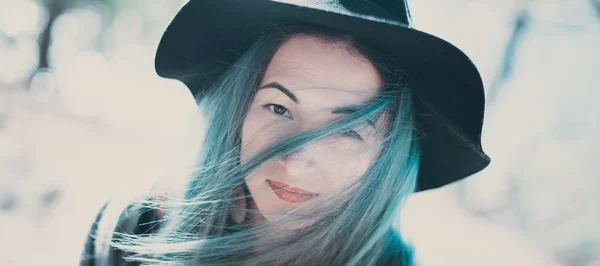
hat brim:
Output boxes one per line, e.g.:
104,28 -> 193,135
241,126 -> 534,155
155,0 -> 491,192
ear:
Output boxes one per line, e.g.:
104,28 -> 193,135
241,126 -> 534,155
231,186 -> 247,224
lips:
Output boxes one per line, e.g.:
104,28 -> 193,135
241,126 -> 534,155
266,179 -> 319,203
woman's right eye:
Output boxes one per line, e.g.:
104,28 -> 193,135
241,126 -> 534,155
263,104 -> 292,119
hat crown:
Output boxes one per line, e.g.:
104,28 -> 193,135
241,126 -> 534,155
271,0 -> 412,26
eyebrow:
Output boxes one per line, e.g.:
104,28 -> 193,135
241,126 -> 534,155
259,82 -> 299,103
331,105 -> 377,129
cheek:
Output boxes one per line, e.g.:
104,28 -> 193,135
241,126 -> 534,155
240,108 -> 264,163
240,107 -> 291,163
321,143 -> 380,191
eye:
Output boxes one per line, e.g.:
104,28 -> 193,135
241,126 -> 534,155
263,104 -> 292,119
340,130 -> 364,141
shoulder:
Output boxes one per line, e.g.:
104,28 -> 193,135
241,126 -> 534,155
378,229 -> 418,266
80,201 -> 109,266
79,198 -> 163,266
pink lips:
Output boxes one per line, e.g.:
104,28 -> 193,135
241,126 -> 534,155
266,180 -> 319,203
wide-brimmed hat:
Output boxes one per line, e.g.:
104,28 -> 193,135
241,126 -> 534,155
154,0 -> 491,192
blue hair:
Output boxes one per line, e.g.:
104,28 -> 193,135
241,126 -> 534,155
110,24 -> 420,266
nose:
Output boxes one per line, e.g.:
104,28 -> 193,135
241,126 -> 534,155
278,147 -> 318,178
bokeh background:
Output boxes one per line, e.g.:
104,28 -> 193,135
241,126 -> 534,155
0,0 -> 598,265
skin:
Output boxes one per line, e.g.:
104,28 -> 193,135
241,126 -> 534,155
240,35 -> 387,225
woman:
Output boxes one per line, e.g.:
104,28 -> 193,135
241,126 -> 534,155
80,0 -> 490,265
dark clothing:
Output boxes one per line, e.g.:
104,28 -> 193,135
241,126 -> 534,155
79,201 -> 108,266
79,200 -> 412,266
79,199 -> 162,266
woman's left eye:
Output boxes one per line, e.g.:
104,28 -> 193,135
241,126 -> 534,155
341,130 -> 364,141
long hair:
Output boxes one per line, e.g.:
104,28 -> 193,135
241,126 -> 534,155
110,23 -> 420,266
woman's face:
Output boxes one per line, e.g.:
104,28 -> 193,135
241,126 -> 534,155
241,35 -> 386,223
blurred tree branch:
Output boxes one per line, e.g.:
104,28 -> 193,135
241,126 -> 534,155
487,9 -> 531,104
592,0 -> 600,18
35,0 -> 78,75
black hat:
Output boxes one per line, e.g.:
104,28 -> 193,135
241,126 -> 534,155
154,0 -> 491,192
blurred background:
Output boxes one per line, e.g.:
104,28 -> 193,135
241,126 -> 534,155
0,0 -> 598,265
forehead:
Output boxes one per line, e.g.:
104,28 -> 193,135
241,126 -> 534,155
261,35 -> 382,105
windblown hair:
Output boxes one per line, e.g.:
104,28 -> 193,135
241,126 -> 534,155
110,24 -> 420,266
